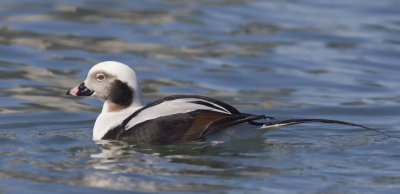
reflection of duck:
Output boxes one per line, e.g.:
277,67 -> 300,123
67,61 -> 389,144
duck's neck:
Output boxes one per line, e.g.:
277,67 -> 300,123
93,81 -> 143,140
102,99 -> 142,112
93,101 -> 142,140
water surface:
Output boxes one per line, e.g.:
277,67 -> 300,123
0,0 -> 400,193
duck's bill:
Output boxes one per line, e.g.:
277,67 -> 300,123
66,82 -> 94,96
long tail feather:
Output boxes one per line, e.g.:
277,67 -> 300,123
249,118 -> 393,138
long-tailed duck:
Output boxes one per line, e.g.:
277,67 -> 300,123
67,61 -> 389,144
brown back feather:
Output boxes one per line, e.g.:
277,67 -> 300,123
180,111 -> 229,142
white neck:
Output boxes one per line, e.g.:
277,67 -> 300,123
92,101 -> 142,140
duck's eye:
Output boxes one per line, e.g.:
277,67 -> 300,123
96,73 -> 106,81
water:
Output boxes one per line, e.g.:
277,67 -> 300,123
0,0 -> 400,193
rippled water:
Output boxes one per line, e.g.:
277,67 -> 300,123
1,0 -> 400,193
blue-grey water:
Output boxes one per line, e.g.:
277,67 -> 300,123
0,0 -> 400,193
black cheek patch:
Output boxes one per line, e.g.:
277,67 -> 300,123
109,80 -> 133,107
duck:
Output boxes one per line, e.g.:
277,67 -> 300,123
67,61 -> 389,144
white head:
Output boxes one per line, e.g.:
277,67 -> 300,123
67,61 -> 142,111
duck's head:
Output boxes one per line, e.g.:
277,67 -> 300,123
67,61 -> 142,110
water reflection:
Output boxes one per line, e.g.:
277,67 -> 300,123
83,139 -> 281,192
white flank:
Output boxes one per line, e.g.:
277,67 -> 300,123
125,98 -> 231,129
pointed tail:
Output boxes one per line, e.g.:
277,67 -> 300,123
249,118 -> 393,138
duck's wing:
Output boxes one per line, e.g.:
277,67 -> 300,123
101,95 -> 267,144
120,110 -> 255,144
123,95 -> 241,129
